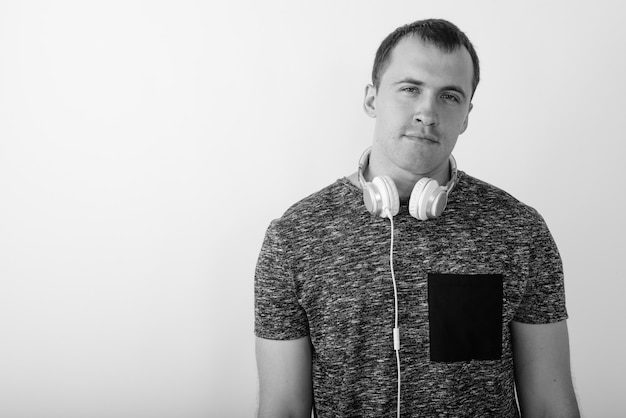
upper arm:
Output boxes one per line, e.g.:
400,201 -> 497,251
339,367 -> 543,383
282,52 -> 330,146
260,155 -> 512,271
511,320 -> 580,418
256,336 -> 313,418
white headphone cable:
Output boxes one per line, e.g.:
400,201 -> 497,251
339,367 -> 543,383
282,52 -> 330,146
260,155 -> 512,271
386,209 -> 401,418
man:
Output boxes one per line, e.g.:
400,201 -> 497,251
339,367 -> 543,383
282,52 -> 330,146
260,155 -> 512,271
255,19 -> 579,417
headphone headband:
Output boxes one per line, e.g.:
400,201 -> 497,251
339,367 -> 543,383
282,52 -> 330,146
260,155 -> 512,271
357,147 -> 371,189
445,153 -> 459,195
358,147 -> 458,195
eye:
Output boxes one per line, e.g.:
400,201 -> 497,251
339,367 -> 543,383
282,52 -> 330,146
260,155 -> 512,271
401,86 -> 420,94
441,93 -> 460,103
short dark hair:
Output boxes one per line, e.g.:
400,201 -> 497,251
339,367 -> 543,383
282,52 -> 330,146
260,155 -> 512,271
372,18 -> 480,98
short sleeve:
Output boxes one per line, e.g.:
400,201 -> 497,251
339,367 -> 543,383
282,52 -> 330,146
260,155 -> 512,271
254,220 -> 310,340
513,214 -> 569,324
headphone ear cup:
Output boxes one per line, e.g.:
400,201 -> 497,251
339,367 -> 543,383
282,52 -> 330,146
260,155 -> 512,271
362,181 -> 382,216
372,176 -> 400,217
409,178 -> 428,220
409,178 -> 443,220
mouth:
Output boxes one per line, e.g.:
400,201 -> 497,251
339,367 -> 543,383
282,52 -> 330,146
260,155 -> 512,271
404,134 -> 438,143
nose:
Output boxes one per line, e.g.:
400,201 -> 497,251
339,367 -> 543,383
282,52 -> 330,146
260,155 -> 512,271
414,94 -> 438,126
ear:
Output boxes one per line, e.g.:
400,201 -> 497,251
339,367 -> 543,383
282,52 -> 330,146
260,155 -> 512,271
363,84 -> 377,118
460,102 -> 473,134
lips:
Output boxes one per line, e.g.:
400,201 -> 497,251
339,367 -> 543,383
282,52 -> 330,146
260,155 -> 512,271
404,133 -> 438,143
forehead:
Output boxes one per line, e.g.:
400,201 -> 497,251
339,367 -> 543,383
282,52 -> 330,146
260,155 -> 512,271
381,35 -> 474,93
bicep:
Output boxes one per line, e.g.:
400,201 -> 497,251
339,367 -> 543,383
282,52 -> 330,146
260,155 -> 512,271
511,320 -> 579,417
256,336 -> 313,418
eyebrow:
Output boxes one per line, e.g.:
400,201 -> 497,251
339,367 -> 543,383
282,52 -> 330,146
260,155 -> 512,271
394,78 -> 468,100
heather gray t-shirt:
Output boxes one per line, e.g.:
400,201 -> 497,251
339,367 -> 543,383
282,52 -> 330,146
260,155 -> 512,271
255,172 -> 568,417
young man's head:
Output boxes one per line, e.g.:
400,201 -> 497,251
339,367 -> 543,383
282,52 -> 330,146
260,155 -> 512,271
372,19 -> 480,98
363,19 -> 478,195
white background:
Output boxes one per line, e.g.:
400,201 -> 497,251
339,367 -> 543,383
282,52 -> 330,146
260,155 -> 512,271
1,1 -> 624,417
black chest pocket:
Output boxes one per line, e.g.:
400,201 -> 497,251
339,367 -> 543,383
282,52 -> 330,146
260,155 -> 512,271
428,274 -> 503,362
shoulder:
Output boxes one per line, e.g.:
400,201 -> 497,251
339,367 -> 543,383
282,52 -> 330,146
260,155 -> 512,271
453,172 -> 544,224
268,178 -> 363,241
282,179 -> 352,218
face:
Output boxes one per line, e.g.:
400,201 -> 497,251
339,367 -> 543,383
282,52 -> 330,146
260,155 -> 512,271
364,35 -> 474,183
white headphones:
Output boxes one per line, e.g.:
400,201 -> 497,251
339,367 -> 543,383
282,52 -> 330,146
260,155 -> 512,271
358,147 -> 458,220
